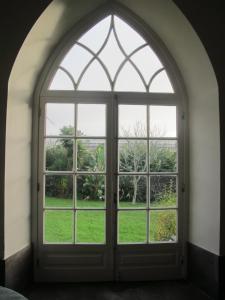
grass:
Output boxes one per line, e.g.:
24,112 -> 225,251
44,197 -> 177,243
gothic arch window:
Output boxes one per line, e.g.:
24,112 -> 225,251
36,8 -> 185,282
48,15 -> 174,93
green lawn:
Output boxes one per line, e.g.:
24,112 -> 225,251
44,197 -> 176,244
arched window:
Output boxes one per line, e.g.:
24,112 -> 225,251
36,8 -> 185,282
48,15 -> 174,93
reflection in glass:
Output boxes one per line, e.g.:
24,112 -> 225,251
76,211 -> 105,243
150,210 -> 177,242
149,70 -> 174,93
60,44 -> 93,82
45,175 -> 73,208
118,210 -> 147,243
45,103 -> 74,136
119,105 -> 147,137
49,69 -> 74,90
78,60 -> 111,91
99,31 -> 125,80
44,210 -> 73,243
77,104 -> 106,137
119,140 -> 147,172
131,46 -> 163,84
119,175 -> 147,208
150,140 -> 177,172
114,61 -> 146,92
76,175 -> 105,208
149,106 -> 176,137
78,16 -> 111,53
77,139 -> 105,172
114,16 -> 146,54
45,138 -> 73,171
150,176 -> 177,208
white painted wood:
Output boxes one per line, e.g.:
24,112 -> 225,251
33,3 -> 187,282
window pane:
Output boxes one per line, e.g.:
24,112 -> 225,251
119,175 -> 147,208
149,106 -> 176,137
45,175 -> 73,208
45,103 -> 74,136
76,175 -> 105,208
78,60 -> 111,91
118,211 -> 147,243
77,139 -> 105,172
150,210 -> 177,242
114,61 -> 146,92
119,140 -> 147,172
60,44 -> 93,83
119,105 -> 147,137
150,140 -> 177,172
99,31 -> 125,80
45,138 -> 73,171
150,70 -> 174,93
44,210 -> 73,243
76,211 -> 105,244
131,46 -> 163,84
150,176 -> 177,208
114,16 -> 146,54
77,104 -> 106,137
49,68 -> 74,90
78,16 -> 111,53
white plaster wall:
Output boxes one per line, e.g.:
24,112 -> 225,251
5,0 -> 219,257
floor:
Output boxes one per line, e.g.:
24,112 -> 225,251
24,281 -> 212,300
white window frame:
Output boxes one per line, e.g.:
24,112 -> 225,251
32,3 -> 188,282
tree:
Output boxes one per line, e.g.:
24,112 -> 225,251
119,122 -> 147,204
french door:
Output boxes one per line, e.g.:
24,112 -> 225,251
35,92 -> 186,282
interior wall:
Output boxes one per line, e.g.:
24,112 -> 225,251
4,0 -> 219,257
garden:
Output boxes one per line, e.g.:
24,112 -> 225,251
44,126 -> 177,244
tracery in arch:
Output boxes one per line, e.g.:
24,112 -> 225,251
49,15 -> 174,93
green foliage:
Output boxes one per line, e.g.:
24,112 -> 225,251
153,211 -> 176,241
150,142 -> 176,172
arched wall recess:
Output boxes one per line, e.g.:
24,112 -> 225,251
5,0 -> 219,275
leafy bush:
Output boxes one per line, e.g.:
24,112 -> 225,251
153,211 -> 176,241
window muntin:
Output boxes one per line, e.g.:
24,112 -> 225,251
40,13 -> 181,247
48,15 -> 174,93
117,104 -> 178,244
43,103 -> 107,244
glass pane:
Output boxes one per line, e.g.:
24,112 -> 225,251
45,103 -> 74,136
77,139 -> 105,172
131,46 -> 163,84
76,211 -> 105,243
44,210 -> 73,243
78,59 -> 111,91
60,44 -> 93,83
119,175 -> 147,208
45,175 -> 73,208
99,31 -> 125,80
114,61 -> 146,92
45,138 -> 73,171
118,210 -> 147,243
150,176 -> 177,208
150,140 -> 177,172
78,16 -> 111,53
49,68 -> 74,90
119,105 -> 147,137
150,210 -> 177,242
77,104 -> 106,137
76,175 -> 105,208
119,140 -> 147,172
114,16 -> 146,54
149,106 -> 176,137
150,70 -> 174,93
